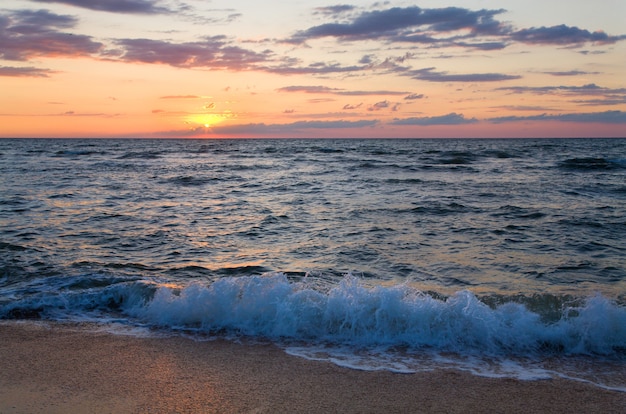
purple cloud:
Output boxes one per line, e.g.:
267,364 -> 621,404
368,100 -> 390,111
543,70 -> 599,77
498,83 -> 626,107
31,0 -> 169,14
277,85 -> 342,93
265,61 -> 366,75
114,36 -> 271,69
452,41 -> 508,51
404,93 -> 425,100
277,85 -> 408,96
493,105 -> 555,112
288,5 -> 625,52
390,113 -> 478,125
410,67 -> 520,82
489,110 -> 626,124
289,6 -> 507,44
498,83 -> 626,96
0,10 -> 102,61
0,65 -> 54,77
313,5 -> 356,16
573,97 -> 626,106
209,119 -> 379,135
511,25 -> 626,46
338,90 -> 408,96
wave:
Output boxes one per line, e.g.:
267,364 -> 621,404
2,273 -> 624,358
558,157 -> 626,171
117,151 -> 163,160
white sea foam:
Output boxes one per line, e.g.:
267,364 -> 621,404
128,273 -> 626,356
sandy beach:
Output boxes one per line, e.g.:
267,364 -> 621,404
0,322 -> 624,414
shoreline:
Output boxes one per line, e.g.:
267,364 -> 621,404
0,321 -> 624,413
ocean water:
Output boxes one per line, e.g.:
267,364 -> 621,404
1,138 -> 625,390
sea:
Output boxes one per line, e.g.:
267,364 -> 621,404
1,138 -> 625,390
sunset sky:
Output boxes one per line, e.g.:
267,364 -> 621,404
1,0 -> 625,138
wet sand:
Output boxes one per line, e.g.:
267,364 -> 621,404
0,322 -> 624,413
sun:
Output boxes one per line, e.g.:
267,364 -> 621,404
187,111 -> 235,129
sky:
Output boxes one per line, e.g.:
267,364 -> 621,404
1,0 -> 625,138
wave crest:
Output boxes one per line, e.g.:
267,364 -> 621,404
132,274 -> 626,356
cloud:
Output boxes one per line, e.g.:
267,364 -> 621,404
542,70 -> 599,77
390,113 -> 478,125
368,100 -> 390,111
6,8 -> 75,30
265,61 -> 366,75
288,120 -> 378,129
578,50 -> 607,56
0,65 -> 54,77
287,4 -> 625,54
209,119 -> 379,135
498,83 -> 626,107
159,95 -> 201,99
277,85 -> 409,96
51,110 -> 115,117
338,90 -> 408,96
572,97 -> 626,106
451,41 -> 508,51
497,83 -> 626,96
342,103 -> 362,110
493,105 -> 555,112
410,67 -> 521,82
511,25 -> 626,46
113,36 -> 271,69
313,5 -> 356,16
307,98 -> 335,103
404,93 -> 425,100
277,85 -> 342,94
31,0 -> 169,14
489,110 -> 626,124
0,9 -> 103,61
289,6 -> 507,44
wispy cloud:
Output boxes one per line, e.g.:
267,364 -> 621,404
210,119 -> 380,135
492,105 -> 555,112
542,70 -> 599,77
313,5 -> 356,17
264,61 -> 366,75
390,113 -> 478,125
498,83 -> 626,96
30,0 -> 170,14
0,65 -> 54,77
496,83 -> 626,106
404,93 -> 425,100
489,110 -> 626,124
159,95 -> 201,99
409,67 -> 521,82
277,85 -> 342,94
511,25 -> 626,46
339,90 -> 408,96
368,100 -> 391,111
277,85 -> 409,96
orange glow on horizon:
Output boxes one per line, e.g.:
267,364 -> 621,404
186,112 -> 236,130
0,2 -> 624,138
